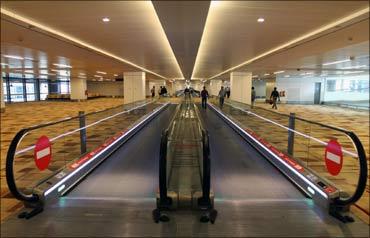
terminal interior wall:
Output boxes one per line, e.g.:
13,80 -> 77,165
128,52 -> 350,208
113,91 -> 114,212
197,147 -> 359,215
275,75 -> 369,106
276,77 -> 323,104
87,81 -> 123,97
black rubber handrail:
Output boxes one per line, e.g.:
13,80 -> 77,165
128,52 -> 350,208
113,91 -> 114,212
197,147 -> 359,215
198,129 -> 212,207
157,103 -> 182,207
224,101 -> 368,207
335,131 -> 368,206
5,100 -> 153,203
6,129 -> 40,202
158,129 -> 171,207
158,102 -> 212,208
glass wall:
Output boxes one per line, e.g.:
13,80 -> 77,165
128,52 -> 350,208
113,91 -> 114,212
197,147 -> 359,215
2,74 -> 70,103
40,80 -> 49,100
324,74 -> 369,108
9,78 -> 24,102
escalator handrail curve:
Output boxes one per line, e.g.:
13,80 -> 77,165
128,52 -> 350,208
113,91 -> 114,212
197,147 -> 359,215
5,100 -> 153,203
223,101 -> 368,207
336,131 -> 368,206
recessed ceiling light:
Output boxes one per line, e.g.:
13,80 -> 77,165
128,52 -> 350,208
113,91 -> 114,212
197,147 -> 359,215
94,75 -> 103,78
79,72 -> 86,76
114,74 -> 118,77
273,70 -> 285,74
102,17 -> 110,22
264,73 -> 270,76
96,71 -> 107,74
257,17 -> 265,23
284,75 -> 290,78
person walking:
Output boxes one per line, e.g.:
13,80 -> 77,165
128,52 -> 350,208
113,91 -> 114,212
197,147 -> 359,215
218,86 -> 226,108
251,87 -> 256,108
158,86 -> 163,97
151,86 -> 156,98
226,87 -> 231,98
162,86 -> 168,96
270,87 -> 280,109
200,86 -> 209,109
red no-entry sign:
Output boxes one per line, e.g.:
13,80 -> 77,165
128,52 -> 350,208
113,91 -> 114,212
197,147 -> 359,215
325,139 -> 343,176
34,135 -> 52,171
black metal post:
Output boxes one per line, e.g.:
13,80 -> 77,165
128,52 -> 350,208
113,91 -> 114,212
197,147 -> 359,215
79,111 -> 87,154
287,112 -> 295,156
35,78 -> 40,101
22,75 -> 27,102
5,74 -> 11,103
158,130 -> 172,207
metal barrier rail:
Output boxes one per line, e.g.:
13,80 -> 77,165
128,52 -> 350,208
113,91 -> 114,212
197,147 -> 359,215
157,101 -> 212,209
209,101 -> 367,222
224,101 -> 367,207
6,100 -> 164,208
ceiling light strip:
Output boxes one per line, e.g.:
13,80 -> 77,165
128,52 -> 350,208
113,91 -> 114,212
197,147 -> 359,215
191,2 -> 212,79
205,6 -> 369,79
1,8 -> 167,79
149,2 -> 184,79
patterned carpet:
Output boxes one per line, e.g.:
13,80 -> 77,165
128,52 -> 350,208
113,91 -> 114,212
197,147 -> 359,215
0,98 -> 138,221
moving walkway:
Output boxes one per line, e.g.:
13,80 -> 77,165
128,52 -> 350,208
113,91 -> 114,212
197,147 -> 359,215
2,98 -> 369,237
153,98 -> 217,223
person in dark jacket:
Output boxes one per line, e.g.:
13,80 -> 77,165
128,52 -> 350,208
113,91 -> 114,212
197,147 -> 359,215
270,87 -> 280,109
151,86 -> 155,98
251,86 -> 256,108
162,86 -> 168,96
200,86 -> 209,109
225,87 -> 231,98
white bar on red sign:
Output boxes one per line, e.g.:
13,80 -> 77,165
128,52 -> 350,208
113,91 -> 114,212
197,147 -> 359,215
36,147 -> 50,160
327,152 -> 340,164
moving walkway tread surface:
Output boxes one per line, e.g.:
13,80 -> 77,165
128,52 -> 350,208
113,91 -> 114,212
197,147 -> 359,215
1,104 -> 369,237
2,106 -> 178,237
197,105 -> 369,237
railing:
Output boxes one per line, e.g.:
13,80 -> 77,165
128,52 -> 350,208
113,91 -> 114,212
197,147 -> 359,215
157,101 -> 212,209
6,100 -> 162,204
209,99 -> 367,216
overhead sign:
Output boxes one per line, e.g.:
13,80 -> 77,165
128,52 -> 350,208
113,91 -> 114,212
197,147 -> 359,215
34,135 -> 52,171
325,139 -> 343,176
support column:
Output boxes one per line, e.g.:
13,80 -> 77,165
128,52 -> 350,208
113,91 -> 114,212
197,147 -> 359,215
70,77 -> 87,101
230,72 -> 252,104
145,80 -> 151,97
123,72 -> 145,104
209,80 -> 222,96
1,74 -> 5,113
167,81 -> 174,96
